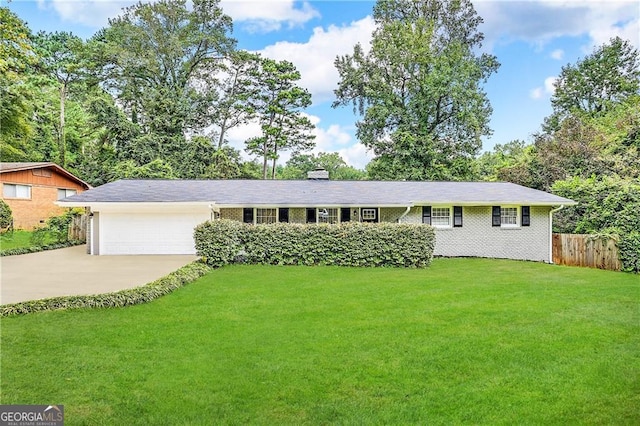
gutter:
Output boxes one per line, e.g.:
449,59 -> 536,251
397,206 -> 412,223
549,205 -> 565,263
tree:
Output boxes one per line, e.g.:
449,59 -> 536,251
0,7 -> 36,160
281,152 -> 366,180
546,37 -> 640,132
33,31 -> 87,167
93,0 -> 235,147
246,58 -> 315,179
208,50 -> 261,150
333,0 -> 499,180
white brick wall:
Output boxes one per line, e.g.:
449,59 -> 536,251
220,205 -> 552,262
401,206 -> 551,262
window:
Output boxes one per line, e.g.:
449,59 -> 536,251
501,207 -> 518,226
256,208 -> 277,224
318,208 -> 338,224
493,206 -> 519,227
3,184 -> 31,199
57,189 -> 77,200
431,207 -> 451,227
362,208 -> 377,221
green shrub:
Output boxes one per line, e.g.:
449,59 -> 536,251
194,220 -> 435,268
0,261 -> 211,316
1,240 -> 84,257
618,231 -> 640,273
0,200 -> 12,230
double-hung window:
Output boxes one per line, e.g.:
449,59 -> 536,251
431,207 -> 451,227
256,208 -> 277,224
492,206 -> 529,227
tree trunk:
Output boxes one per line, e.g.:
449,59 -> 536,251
262,141 -> 268,179
59,82 -> 66,167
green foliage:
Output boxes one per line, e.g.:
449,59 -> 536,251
1,240 -> 84,257
546,37 -> 640,131
0,200 -> 12,229
111,159 -> 176,180
279,152 -> 366,180
0,261 -> 211,316
28,210 -> 81,247
194,219 -> 435,268
246,58 -> 315,179
552,176 -> 640,272
334,0 -> 499,180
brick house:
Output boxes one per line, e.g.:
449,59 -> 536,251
1,162 -> 91,229
59,171 -> 576,261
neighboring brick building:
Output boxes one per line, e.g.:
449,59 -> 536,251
0,162 -> 91,229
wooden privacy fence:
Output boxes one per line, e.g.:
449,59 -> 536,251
552,233 -> 620,271
68,214 -> 88,242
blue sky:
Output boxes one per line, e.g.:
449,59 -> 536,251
6,0 -> 639,169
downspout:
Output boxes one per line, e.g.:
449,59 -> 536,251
397,206 -> 412,223
549,205 -> 565,263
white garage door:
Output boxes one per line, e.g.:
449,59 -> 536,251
99,211 -> 209,255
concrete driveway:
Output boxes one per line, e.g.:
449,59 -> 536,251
0,245 -> 198,304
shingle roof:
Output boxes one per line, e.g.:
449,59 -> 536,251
59,179 -> 576,206
0,162 -> 92,189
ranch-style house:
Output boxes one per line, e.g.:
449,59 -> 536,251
58,171 -> 576,261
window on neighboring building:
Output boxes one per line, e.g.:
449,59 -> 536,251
32,169 -> 52,177
3,184 -> 31,199
57,188 -> 77,200
256,208 -> 277,224
431,207 -> 451,227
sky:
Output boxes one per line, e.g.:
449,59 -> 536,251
5,0 -> 640,169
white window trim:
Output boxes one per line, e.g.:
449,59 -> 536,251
361,208 -> 377,221
57,188 -> 77,200
317,207 -> 339,224
255,207 -> 278,225
431,206 -> 453,229
500,206 -> 520,228
3,183 -> 31,199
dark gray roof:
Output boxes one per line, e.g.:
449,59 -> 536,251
59,179 -> 576,206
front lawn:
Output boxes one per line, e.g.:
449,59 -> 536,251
0,230 -> 54,251
1,259 -> 638,424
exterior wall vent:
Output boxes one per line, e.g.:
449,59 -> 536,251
307,168 -> 329,180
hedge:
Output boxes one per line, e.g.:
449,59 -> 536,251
0,261 -> 211,317
194,220 -> 435,268
0,240 -> 85,257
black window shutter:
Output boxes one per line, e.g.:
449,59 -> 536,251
243,208 -> 254,224
522,206 -> 530,226
453,206 -> 463,227
306,208 -> 316,223
278,208 -> 289,223
422,206 -> 432,225
340,207 -> 351,222
492,206 -> 501,227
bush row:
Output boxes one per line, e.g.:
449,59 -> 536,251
194,220 -> 435,268
0,240 -> 85,257
0,261 -> 211,317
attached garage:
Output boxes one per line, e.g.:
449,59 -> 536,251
88,204 -> 211,255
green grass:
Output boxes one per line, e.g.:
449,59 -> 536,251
1,259 -> 638,424
0,229 -> 55,251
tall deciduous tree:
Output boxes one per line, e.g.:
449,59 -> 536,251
334,0 -> 499,180
246,58 -> 315,179
546,37 -> 640,132
0,7 -> 36,160
93,0 -> 235,142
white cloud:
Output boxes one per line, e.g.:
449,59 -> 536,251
530,75 -> 557,99
44,0 -> 130,28
220,0 -> 320,33
550,48 -> 564,60
475,0 -> 640,51
258,16 -> 375,103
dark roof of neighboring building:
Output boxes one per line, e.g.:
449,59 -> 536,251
59,179 -> 576,207
0,162 -> 91,189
